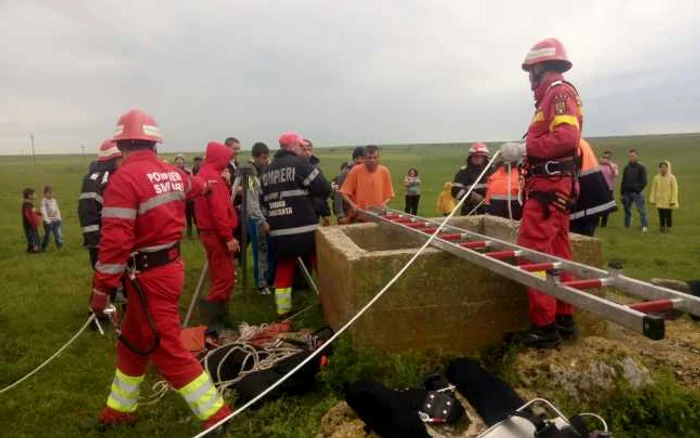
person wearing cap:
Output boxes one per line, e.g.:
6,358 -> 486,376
451,143 -> 494,215
260,132 -> 331,317
78,139 -> 124,268
333,146 -> 365,224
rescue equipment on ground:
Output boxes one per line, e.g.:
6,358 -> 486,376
192,151 -> 505,438
357,207 -> 700,340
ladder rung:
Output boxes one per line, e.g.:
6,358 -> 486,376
486,250 -> 518,260
393,218 -> 414,224
520,262 -> 556,272
562,279 -> 606,290
420,227 -> 438,234
628,299 -> 677,314
439,233 -> 463,241
405,222 -> 426,228
459,241 -> 488,249
385,214 -> 401,219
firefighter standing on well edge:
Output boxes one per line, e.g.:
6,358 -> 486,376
500,38 -> 583,348
89,109 -> 231,435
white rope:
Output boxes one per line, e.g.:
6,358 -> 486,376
466,199 -> 485,216
193,151 -> 502,438
507,162 -> 514,222
0,314 -> 97,394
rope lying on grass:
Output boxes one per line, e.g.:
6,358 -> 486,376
194,151 -> 502,438
0,314 -> 97,394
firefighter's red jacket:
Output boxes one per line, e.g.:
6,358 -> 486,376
525,73 -> 583,197
93,149 -> 206,291
194,142 -> 238,243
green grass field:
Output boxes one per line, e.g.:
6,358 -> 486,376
1,133 -> 699,437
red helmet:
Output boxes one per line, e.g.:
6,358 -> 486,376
522,38 -> 572,72
113,109 -> 162,143
468,142 -> 491,157
97,139 -> 122,162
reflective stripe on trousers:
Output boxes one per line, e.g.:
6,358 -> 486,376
177,371 -> 226,420
275,287 -> 292,315
106,369 -> 144,413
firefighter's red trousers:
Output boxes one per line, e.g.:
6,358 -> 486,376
274,253 -> 317,316
200,232 -> 235,303
109,259 -> 229,420
516,198 -> 574,327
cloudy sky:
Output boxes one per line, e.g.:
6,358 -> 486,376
1,1 -> 698,155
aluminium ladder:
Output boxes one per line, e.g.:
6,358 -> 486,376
358,207 -> 700,341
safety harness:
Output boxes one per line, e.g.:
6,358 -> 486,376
524,80 -> 583,219
117,242 -> 182,355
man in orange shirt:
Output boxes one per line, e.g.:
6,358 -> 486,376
341,145 -> 395,217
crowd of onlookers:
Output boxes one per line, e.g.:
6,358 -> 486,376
20,143 -> 681,258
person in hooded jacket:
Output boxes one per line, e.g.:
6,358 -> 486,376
451,143 -> 493,215
436,182 -> 456,216
649,161 -> 679,234
261,132 -> 332,317
194,142 -> 240,328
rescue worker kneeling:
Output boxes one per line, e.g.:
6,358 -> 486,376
89,109 -> 231,435
195,141 -> 240,329
484,157 -> 523,221
261,132 -> 331,317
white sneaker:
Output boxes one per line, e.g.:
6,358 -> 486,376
642,227 -> 648,233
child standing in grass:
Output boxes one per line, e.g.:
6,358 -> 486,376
40,185 -> 64,250
649,161 -> 679,234
21,188 -> 42,253
436,182 -> 456,216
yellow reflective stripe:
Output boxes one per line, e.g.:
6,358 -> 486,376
532,111 -> 544,123
549,115 -> 580,131
275,288 -> 292,314
106,370 -> 144,413
177,372 -> 225,420
533,271 -> 547,280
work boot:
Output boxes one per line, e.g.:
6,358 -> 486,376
215,301 -> 231,328
507,324 -> 562,349
201,406 -> 231,437
199,299 -> 220,331
556,315 -> 578,340
97,407 -> 138,431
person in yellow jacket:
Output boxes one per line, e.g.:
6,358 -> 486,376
436,182 -> 457,216
649,161 -> 679,233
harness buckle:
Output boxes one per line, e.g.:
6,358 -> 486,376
544,161 -> 562,176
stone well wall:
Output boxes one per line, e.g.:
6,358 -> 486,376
316,215 -> 604,354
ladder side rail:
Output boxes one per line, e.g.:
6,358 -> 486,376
614,275 -> 700,317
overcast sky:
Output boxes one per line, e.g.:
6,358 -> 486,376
1,1 -> 698,155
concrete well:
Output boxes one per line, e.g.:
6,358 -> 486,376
316,215 -> 604,354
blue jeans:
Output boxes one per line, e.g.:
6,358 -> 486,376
24,225 -> 40,252
42,220 -> 64,249
247,219 -> 275,289
622,193 -> 648,228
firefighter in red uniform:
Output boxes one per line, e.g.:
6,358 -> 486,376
500,38 -> 583,348
195,141 -> 240,329
89,109 -> 231,435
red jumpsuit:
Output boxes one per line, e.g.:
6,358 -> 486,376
517,73 -> 583,327
194,142 -> 238,304
93,149 -> 230,425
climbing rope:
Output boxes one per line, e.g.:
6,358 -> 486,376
0,314 -> 97,394
194,152 -> 502,438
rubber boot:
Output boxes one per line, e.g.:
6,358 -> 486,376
507,323 -> 562,349
97,406 -> 138,431
556,315 -> 578,340
215,301 -> 231,329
